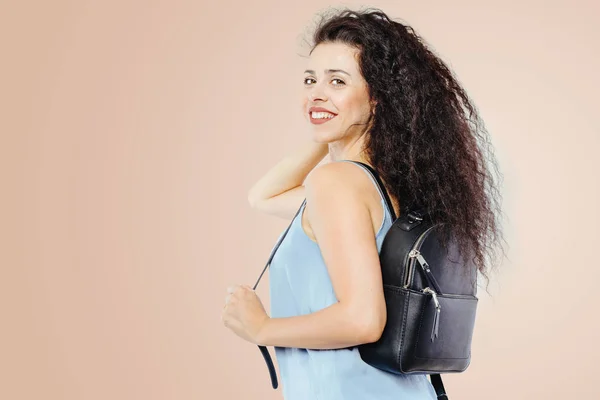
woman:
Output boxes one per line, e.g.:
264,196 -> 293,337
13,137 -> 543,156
221,7 -> 505,399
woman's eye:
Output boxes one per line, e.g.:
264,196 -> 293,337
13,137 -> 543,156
303,78 -> 345,86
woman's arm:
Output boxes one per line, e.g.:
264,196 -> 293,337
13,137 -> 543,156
256,301 -> 377,349
255,162 -> 387,349
247,141 -> 329,212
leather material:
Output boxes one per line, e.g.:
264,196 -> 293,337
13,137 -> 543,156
351,161 -> 479,382
359,286 -> 477,373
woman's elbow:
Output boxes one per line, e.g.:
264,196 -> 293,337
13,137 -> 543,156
362,320 -> 385,344
352,309 -> 386,344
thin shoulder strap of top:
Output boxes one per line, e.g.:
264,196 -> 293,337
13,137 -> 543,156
337,160 -> 398,221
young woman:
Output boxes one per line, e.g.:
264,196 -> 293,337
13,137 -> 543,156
222,7 -> 505,399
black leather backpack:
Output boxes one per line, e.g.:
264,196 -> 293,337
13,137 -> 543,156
253,160 -> 479,400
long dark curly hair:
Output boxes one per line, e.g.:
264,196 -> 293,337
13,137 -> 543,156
306,7 -> 507,289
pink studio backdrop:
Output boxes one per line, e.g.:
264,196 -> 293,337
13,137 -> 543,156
1,1 -> 598,399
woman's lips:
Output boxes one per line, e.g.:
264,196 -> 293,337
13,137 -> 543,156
309,114 -> 337,124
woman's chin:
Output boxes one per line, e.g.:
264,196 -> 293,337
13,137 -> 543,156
310,134 -> 332,144
309,129 -> 338,143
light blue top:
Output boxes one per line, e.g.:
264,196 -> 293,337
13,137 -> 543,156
268,160 -> 437,400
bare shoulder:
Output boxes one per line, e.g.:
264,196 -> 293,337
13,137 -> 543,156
305,161 -> 373,195
303,161 -> 380,233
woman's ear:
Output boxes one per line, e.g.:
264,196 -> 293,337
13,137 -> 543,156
370,99 -> 378,115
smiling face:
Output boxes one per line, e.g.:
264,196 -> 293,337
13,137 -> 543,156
302,41 -> 375,144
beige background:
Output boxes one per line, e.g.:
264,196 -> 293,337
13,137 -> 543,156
1,0 -> 598,399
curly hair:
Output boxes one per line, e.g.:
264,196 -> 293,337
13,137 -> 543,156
305,7 -> 507,289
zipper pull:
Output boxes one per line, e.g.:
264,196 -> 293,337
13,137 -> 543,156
415,252 -> 431,273
422,287 -> 441,342
411,250 -> 443,294
409,249 -> 429,272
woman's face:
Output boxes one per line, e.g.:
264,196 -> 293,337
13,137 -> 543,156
302,41 -> 374,143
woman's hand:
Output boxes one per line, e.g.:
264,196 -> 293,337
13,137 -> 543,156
221,284 -> 270,345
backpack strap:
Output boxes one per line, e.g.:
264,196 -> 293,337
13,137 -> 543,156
338,160 -> 398,220
253,198 -> 307,389
431,374 -> 448,399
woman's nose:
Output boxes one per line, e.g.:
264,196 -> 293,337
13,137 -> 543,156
309,86 -> 327,102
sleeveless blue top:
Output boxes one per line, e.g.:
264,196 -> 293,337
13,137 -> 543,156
268,160 -> 437,400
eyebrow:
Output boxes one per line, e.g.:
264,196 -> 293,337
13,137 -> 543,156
304,69 -> 351,77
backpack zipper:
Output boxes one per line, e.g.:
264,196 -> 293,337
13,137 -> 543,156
403,226 -> 435,288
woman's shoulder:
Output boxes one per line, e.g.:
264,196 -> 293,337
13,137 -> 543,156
303,161 -> 385,231
306,160 -> 400,225
306,161 -> 374,198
